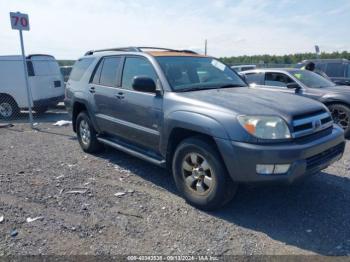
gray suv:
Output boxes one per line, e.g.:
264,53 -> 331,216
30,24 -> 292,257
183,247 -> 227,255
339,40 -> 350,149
65,47 -> 345,210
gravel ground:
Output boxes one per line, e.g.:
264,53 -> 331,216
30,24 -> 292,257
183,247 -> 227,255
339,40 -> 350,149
0,111 -> 350,256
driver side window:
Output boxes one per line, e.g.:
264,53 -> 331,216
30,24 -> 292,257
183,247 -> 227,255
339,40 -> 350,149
265,72 -> 293,88
122,57 -> 158,91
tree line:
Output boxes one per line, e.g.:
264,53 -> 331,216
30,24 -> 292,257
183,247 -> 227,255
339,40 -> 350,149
220,51 -> 350,65
57,51 -> 350,67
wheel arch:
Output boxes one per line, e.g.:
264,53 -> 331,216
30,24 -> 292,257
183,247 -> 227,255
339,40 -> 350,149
71,100 -> 99,133
0,93 -> 17,103
163,111 -> 230,170
323,99 -> 350,109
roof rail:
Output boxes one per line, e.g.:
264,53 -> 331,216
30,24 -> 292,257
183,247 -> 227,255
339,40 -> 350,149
84,46 -> 198,56
85,47 -> 141,56
137,47 -> 197,54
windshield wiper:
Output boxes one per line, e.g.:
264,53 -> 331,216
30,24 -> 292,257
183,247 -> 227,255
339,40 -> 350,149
216,84 -> 246,89
177,84 -> 246,92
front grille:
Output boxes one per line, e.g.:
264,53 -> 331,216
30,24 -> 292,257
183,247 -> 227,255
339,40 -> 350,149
306,143 -> 345,170
292,110 -> 333,138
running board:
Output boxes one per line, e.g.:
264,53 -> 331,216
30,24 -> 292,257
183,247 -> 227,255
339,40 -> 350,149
97,137 -> 166,167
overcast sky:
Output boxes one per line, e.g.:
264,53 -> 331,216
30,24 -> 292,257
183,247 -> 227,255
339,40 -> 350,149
1,0 -> 350,59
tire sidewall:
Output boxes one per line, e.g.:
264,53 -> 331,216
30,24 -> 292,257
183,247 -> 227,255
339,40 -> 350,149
329,104 -> 350,137
172,138 -> 234,209
0,98 -> 19,119
76,112 -> 92,151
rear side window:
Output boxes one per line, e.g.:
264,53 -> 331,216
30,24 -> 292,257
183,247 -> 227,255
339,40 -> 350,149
99,57 -> 121,87
347,64 -> 350,77
70,58 -> 94,81
245,73 -> 263,85
26,61 -> 34,76
325,63 -> 345,77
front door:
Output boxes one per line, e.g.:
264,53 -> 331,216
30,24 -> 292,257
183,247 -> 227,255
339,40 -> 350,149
116,56 -> 162,151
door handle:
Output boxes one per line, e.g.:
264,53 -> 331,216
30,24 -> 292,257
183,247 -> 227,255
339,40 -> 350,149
115,92 -> 125,99
89,87 -> 96,94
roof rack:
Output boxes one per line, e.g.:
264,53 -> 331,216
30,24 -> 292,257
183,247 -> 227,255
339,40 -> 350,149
84,46 -> 198,56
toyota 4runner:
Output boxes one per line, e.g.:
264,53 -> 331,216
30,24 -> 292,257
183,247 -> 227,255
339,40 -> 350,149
65,47 -> 345,210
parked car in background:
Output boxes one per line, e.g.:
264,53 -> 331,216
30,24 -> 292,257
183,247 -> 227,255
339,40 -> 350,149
60,66 -> 73,83
242,68 -> 350,137
231,64 -> 256,72
0,54 -> 64,119
297,59 -> 350,86
65,47 -> 345,210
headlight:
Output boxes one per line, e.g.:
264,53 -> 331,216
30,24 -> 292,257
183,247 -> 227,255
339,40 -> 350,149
238,115 -> 291,139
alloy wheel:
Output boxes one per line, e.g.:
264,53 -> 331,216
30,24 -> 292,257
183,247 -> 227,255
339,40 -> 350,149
182,153 -> 213,195
79,119 -> 91,146
0,102 -> 13,118
331,107 -> 350,130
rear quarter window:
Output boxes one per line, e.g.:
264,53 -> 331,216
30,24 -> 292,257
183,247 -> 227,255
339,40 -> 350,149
70,58 -> 94,81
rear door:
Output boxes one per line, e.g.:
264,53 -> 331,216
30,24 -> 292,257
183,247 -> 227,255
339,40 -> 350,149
89,56 -> 125,136
115,56 -> 162,151
29,56 -> 64,101
325,62 -> 348,85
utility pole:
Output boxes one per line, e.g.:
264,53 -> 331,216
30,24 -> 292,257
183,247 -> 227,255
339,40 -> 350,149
204,39 -> 207,55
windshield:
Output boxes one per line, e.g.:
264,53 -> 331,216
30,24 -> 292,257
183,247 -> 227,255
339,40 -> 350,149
156,56 -> 247,92
291,70 -> 336,88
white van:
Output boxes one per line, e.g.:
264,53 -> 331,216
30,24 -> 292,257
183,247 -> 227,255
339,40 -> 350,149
0,54 -> 64,119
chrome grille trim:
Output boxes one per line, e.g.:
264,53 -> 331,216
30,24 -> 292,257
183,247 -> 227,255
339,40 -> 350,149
292,112 -> 333,138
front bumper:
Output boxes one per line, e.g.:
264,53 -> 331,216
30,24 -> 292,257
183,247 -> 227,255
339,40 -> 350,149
215,125 -> 345,184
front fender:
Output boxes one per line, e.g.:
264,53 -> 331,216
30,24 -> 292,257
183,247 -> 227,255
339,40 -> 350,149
321,94 -> 350,106
160,110 -> 230,155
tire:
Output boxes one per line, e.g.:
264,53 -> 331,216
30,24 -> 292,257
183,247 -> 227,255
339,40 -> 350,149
328,104 -> 350,138
0,96 -> 20,120
34,106 -> 48,114
172,136 -> 237,211
76,111 -> 102,153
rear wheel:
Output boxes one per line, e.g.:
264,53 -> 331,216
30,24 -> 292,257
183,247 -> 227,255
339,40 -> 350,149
0,96 -> 20,120
172,136 -> 237,210
328,104 -> 350,138
76,111 -> 102,153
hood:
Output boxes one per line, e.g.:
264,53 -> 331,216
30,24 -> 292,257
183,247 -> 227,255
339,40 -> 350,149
320,85 -> 350,95
176,87 -> 327,121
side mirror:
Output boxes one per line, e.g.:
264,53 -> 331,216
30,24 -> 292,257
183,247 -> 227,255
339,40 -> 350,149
132,76 -> 156,93
286,82 -> 300,89
287,82 -> 301,93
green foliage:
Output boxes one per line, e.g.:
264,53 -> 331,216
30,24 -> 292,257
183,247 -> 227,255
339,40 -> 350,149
57,60 -> 75,67
220,51 -> 350,65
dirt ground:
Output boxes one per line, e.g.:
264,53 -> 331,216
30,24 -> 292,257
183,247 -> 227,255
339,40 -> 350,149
0,110 -> 350,256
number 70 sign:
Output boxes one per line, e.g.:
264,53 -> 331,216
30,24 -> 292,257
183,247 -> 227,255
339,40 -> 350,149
10,12 -> 30,31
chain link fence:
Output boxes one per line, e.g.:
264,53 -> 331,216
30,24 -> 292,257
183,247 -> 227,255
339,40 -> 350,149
0,56 -> 67,128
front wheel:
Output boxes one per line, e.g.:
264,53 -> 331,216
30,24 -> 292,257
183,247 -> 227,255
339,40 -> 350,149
172,137 -> 237,211
328,104 -> 350,138
76,111 -> 102,153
